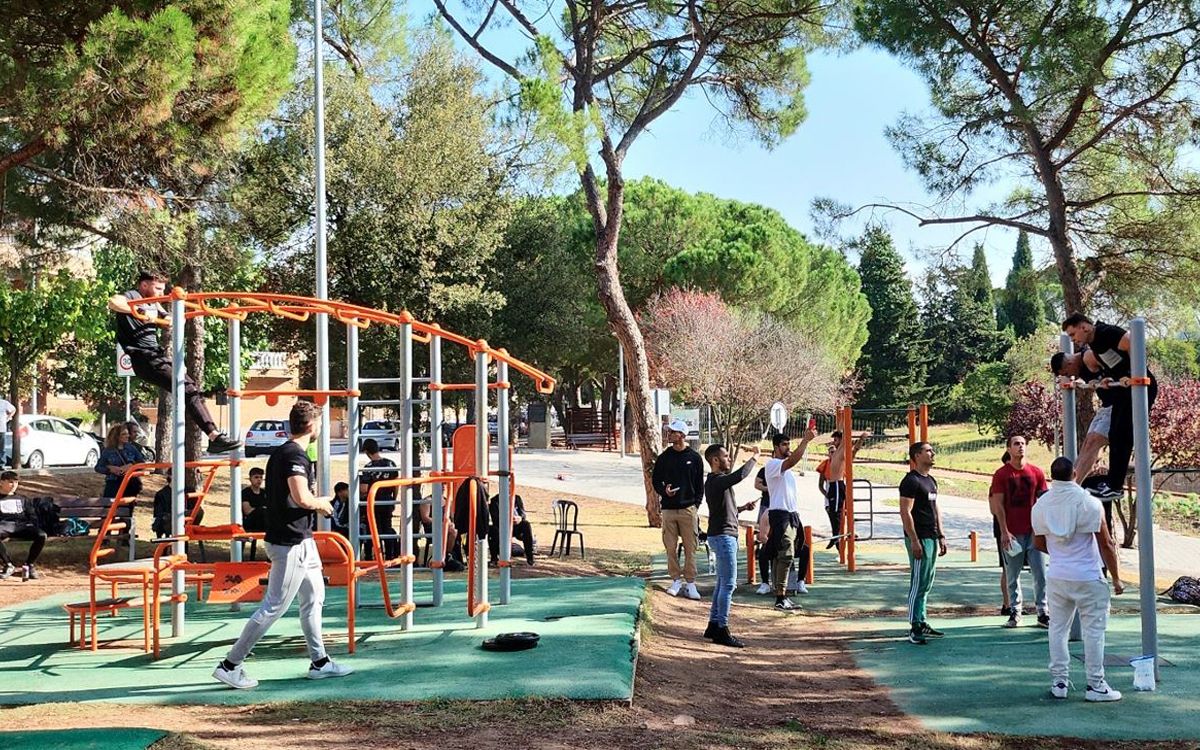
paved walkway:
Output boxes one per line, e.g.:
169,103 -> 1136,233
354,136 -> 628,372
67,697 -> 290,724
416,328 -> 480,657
512,448 -> 1200,584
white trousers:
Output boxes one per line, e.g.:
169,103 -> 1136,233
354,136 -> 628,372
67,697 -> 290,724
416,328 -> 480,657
1047,576 -> 1110,686
227,538 -> 327,664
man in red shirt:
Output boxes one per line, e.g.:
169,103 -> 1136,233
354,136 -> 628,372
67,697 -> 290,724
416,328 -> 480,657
989,435 -> 1049,629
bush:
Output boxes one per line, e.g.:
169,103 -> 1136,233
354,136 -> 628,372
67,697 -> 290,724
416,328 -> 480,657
962,361 -> 1014,437
1148,339 -> 1200,380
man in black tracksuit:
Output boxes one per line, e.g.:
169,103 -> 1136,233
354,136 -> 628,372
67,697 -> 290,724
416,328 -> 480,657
107,271 -> 240,454
652,419 -> 704,599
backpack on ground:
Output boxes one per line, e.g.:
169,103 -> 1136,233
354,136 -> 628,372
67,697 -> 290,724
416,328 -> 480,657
1163,576 -> 1200,606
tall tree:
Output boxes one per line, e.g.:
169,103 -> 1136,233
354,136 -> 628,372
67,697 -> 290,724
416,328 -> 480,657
922,264 -> 1008,392
434,0 -> 840,525
1002,230 -> 1045,338
854,226 -> 925,408
967,244 -> 994,313
845,1 -> 1200,315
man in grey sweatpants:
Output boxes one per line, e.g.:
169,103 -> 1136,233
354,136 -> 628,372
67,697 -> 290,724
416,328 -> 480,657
212,400 -> 353,689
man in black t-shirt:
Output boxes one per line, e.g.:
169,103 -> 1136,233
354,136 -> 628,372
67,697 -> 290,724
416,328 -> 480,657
107,271 -> 240,454
1063,315 -> 1159,504
0,471 -> 45,580
213,401 -> 352,690
359,438 -> 399,559
241,467 -> 267,532
899,442 -> 947,645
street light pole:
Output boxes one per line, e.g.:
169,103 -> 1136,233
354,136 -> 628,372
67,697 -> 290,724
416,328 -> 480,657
313,0 -> 331,502
618,340 -> 626,459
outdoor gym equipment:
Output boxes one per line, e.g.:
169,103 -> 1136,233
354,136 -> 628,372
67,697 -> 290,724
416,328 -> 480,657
79,289 -> 554,654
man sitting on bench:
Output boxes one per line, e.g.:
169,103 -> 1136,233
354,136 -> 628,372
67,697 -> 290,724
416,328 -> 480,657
0,470 -> 45,580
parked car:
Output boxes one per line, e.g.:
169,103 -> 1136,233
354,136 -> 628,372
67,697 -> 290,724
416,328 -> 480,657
3,415 -> 101,469
244,419 -> 290,457
359,420 -> 401,451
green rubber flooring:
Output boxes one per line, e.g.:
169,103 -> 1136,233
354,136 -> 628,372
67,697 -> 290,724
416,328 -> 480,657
0,728 -> 166,749
0,576 -> 642,706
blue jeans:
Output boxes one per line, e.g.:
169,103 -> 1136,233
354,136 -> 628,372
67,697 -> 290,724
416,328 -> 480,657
708,534 -> 737,626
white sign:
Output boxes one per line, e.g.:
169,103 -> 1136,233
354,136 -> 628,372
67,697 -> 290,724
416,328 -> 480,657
769,401 -> 788,431
117,345 -> 134,378
652,388 -> 671,417
669,407 -> 701,437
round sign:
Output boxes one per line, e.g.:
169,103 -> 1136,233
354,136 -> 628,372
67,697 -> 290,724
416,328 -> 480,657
769,401 -> 788,431
120,353 -> 132,369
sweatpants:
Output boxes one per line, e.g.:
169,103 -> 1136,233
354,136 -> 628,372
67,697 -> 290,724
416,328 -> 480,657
661,506 -> 699,582
128,348 -> 218,435
904,537 -> 938,626
226,538 -> 327,665
1047,577 -> 1111,686
0,522 -> 46,566
1104,380 -> 1157,498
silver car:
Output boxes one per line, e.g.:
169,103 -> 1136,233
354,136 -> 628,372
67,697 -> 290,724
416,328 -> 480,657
359,420 -> 400,451
244,419 -> 290,457
3,414 -> 100,469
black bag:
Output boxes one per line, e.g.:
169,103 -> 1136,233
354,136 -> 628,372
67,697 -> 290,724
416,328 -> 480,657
27,497 -> 60,536
1164,576 -> 1200,606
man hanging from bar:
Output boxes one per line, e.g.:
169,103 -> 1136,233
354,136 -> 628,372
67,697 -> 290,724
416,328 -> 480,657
107,271 -> 241,454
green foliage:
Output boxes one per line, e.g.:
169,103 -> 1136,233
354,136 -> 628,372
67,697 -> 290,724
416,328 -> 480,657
1003,322 -> 1060,389
961,361 -> 1014,438
999,231 -> 1045,338
1148,338 -> 1200,380
853,226 -> 925,408
967,244 -> 994,313
922,264 -> 1010,391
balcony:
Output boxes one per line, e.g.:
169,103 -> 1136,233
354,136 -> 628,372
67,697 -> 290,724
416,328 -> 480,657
249,351 -> 288,372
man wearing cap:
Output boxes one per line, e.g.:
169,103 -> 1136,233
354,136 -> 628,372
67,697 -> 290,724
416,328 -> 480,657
652,419 -> 704,599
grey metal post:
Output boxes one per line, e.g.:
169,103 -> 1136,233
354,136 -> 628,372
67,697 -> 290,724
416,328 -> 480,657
1130,318 -> 1158,669
429,333 -> 445,606
497,359 -> 512,603
171,293 -> 187,636
399,322 -> 415,629
313,0 -> 332,503
124,379 -> 131,422
617,341 -> 626,459
1059,334 -> 1078,461
474,348 -> 489,628
229,319 -> 243,563
346,325 -> 360,570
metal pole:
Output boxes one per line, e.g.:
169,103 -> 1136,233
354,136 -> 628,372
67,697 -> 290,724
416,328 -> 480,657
617,341 -> 626,459
170,291 -> 186,636
229,319 -> 243,563
474,347 -> 489,628
429,333 -> 445,606
124,378 -> 131,422
497,359 -> 512,604
399,322 -> 414,630
313,0 -> 331,502
346,325 -> 360,603
1129,318 -> 1158,671
1059,334 -> 1078,461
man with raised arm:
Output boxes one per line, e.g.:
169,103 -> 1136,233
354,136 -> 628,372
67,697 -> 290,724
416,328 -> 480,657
1049,350 -> 1113,489
763,427 -> 818,611
823,429 -> 868,549
213,401 -> 352,689
702,442 -> 760,647
899,441 -> 947,645
107,271 -> 240,454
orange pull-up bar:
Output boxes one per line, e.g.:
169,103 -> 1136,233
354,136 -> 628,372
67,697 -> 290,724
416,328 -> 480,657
226,388 -> 361,406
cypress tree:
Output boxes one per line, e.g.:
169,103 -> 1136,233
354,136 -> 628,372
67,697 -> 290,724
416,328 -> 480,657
1003,230 -> 1045,338
854,226 -> 926,408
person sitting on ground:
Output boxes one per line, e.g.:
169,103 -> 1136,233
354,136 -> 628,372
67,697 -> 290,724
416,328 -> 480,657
0,470 -> 45,580
330,481 -> 351,539
488,492 -> 536,566
95,423 -> 146,499
702,443 -> 760,648
1032,456 -> 1125,702
651,419 -> 704,600
108,271 -> 241,454
358,438 -> 398,559
241,467 -> 268,533
990,435 -> 1050,629
899,442 -> 947,645
763,427 -> 818,611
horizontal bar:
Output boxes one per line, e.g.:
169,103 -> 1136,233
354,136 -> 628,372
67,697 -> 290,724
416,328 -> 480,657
357,377 -> 404,384
226,389 -> 360,407
357,399 -> 404,407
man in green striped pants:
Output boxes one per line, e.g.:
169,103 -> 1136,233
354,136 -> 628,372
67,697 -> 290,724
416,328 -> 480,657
899,442 -> 948,645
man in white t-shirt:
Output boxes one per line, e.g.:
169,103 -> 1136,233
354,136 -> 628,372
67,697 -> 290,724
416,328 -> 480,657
1031,456 -> 1125,703
762,427 -> 818,610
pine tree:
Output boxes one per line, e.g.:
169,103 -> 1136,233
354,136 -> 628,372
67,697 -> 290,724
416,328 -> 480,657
854,227 -> 926,408
1002,230 -> 1045,338
922,264 -> 1007,389
968,244 -> 997,323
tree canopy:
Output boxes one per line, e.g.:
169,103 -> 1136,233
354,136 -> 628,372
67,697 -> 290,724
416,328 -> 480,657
854,226 -> 925,408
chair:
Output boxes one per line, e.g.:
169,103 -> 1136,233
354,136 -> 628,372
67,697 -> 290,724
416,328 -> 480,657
549,499 -> 585,558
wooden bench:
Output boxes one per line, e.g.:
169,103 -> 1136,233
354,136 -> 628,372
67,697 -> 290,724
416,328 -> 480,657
57,496 -> 135,555
564,432 -> 615,450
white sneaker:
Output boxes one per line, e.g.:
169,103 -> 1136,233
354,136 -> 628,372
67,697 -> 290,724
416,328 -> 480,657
308,659 -> 354,680
684,582 -> 701,600
774,598 -> 797,611
1050,680 -> 1070,699
213,662 -> 258,690
754,583 -> 772,595
666,579 -> 683,597
794,581 -> 809,595
1086,680 -> 1122,702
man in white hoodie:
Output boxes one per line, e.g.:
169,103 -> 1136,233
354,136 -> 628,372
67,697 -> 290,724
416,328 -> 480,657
1031,457 -> 1125,702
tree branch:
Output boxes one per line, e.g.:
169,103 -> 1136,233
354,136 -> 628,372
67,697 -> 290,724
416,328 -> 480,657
432,0 -> 522,80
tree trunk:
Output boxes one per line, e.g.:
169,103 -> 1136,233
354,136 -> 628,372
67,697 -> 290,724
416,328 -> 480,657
1027,137 -> 1086,315
155,389 -> 171,473
8,369 -> 21,469
178,260 -> 205,490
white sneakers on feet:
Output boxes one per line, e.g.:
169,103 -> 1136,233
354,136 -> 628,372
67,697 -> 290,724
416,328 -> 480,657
684,582 -> 701,600
1050,680 -> 1070,699
213,662 -> 258,690
666,579 -> 683,596
793,581 -> 809,595
754,583 -> 772,595
308,659 -> 354,680
1086,680 -> 1122,702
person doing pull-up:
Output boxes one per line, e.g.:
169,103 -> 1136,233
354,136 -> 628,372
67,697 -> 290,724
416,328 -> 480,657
107,271 -> 240,455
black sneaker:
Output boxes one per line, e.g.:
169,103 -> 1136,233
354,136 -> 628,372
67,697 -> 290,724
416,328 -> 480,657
1003,613 -> 1021,629
703,621 -> 720,640
713,627 -> 746,648
825,539 -> 837,549
1000,605 -> 1013,617
908,626 -> 928,645
1037,613 -> 1050,629
920,622 -> 945,638
1088,482 -> 1122,500
207,433 -> 243,454
22,565 -> 38,581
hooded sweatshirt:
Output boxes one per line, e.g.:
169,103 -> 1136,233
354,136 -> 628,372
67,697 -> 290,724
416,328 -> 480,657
1030,480 -> 1105,581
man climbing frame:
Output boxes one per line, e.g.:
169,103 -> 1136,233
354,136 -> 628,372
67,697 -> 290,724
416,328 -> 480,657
107,271 -> 241,454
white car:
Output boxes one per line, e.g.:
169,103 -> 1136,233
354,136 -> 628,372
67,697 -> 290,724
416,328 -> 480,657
359,420 -> 400,451
244,419 -> 290,457
3,415 -> 100,469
